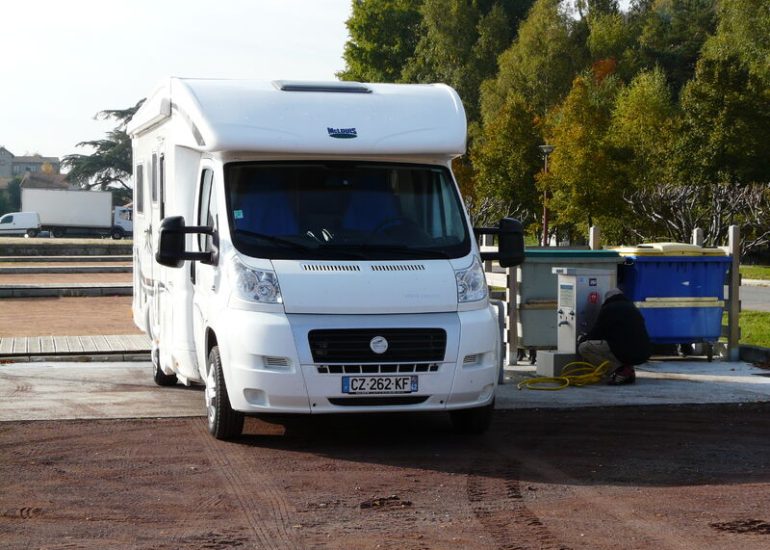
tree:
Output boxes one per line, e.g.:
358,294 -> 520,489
636,0 -> 717,97
471,93 -> 542,224
62,101 -> 144,204
480,0 -> 580,120
544,71 -> 625,238
625,181 -> 770,256
403,0 -> 534,123
607,67 -> 677,192
337,0 -> 423,83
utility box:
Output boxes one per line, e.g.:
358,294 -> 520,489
536,267 -> 616,377
553,267 -> 617,353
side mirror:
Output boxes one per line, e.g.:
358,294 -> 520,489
475,217 -> 524,268
156,216 -> 218,268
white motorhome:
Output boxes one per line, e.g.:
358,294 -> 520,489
128,78 -> 523,439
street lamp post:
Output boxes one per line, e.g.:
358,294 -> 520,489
539,144 -> 555,247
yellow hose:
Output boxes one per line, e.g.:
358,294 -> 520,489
517,360 -> 612,391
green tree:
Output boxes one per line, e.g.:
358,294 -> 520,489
710,0 -> 770,83
608,67 -> 677,191
544,71 -> 624,237
481,0 -> 579,120
62,101 -> 143,204
403,0 -> 534,123
636,0 -> 717,96
337,0 -> 423,82
471,93 -> 542,223
674,0 -> 770,189
7,177 -> 22,212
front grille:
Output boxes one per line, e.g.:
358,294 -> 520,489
328,396 -> 429,407
317,363 -> 439,374
308,328 -> 446,363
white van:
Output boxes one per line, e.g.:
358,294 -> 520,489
0,211 -> 42,237
127,78 -> 523,439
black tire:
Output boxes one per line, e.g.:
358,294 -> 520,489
111,227 -> 124,240
450,400 -> 495,435
152,345 -> 178,386
206,346 -> 244,440
52,228 -> 64,238
26,229 -> 39,238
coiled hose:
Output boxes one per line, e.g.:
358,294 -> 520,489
516,361 -> 612,391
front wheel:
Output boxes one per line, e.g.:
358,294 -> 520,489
449,400 -> 495,435
206,346 -> 244,440
111,227 -> 124,240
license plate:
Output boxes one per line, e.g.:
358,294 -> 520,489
341,375 -> 418,395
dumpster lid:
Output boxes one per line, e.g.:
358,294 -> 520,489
524,248 -> 621,259
612,242 -> 726,256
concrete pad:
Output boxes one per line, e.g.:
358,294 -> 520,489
497,359 -> 770,409
0,362 -> 203,421
2,359 -> 770,422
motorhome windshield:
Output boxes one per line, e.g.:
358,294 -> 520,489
225,162 -> 470,261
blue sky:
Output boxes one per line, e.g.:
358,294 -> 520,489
0,0 -> 352,159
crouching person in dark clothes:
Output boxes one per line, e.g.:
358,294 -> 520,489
578,288 -> 652,385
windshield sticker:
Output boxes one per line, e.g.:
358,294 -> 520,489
327,127 -> 357,139
233,209 -> 244,220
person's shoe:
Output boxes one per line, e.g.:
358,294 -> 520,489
607,365 -> 636,385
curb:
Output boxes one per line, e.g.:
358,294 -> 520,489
0,352 -> 150,363
0,266 -> 132,274
739,344 -> 770,365
0,284 -> 132,298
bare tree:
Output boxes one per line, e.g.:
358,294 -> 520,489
624,182 -> 770,256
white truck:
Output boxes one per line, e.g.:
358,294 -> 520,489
127,78 -> 523,439
21,188 -> 133,239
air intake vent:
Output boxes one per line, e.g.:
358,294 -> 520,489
371,264 -> 426,272
303,264 -> 361,272
264,356 -> 291,369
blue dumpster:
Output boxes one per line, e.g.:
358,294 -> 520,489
616,244 -> 731,345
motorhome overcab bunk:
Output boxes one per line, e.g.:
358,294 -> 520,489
127,78 -> 523,439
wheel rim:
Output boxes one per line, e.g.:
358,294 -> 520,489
205,367 -> 217,427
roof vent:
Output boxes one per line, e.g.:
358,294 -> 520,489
273,80 -> 372,94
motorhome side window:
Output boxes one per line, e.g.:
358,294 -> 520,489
225,162 -> 470,261
159,154 -> 165,218
197,169 -> 215,251
135,164 -> 144,214
151,153 -> 158,203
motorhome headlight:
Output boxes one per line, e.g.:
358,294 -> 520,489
230,257 -> 283,304
455,257 -> 488,303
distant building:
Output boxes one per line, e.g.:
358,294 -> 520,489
20,171 -> 69,190
0,146 -> 61,178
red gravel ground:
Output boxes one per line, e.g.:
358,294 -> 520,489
2,404 -> 770,549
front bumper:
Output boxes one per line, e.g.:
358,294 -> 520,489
217,307 -> 499,415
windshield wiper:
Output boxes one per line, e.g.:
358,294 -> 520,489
233,229 -> 317,251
